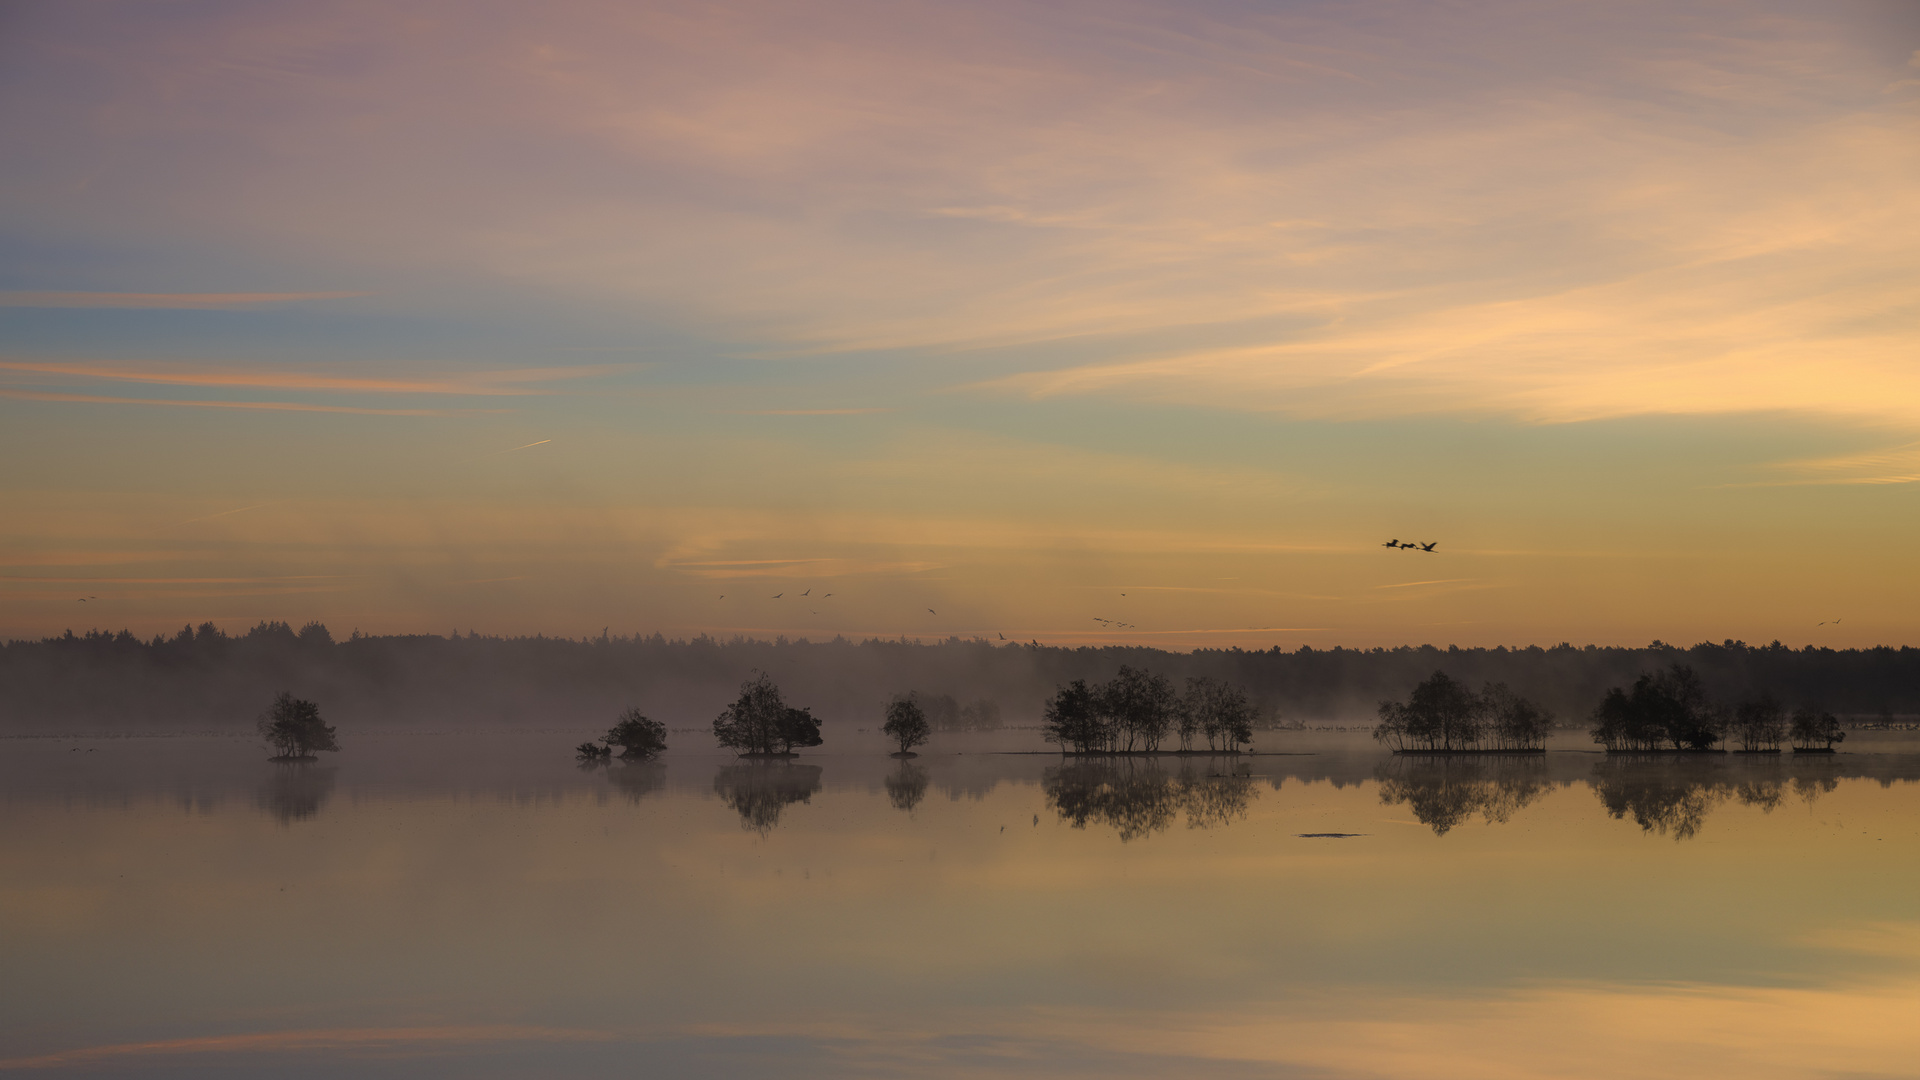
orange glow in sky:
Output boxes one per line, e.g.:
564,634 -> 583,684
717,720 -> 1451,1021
1,1 -> 1916,646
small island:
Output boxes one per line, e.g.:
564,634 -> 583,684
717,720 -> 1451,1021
1039,666 -> 1257,755
1371,671 -> 1550,754
257,692 -> 339,761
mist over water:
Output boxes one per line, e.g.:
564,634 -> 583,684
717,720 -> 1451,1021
4,729 -> 1918,1078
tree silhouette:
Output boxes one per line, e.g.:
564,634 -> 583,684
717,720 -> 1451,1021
605,707 -> 668,758
256,692 -> 337,760
882,694 -> 931,754
1789,707 -> 1846,751
1729,694 -> 1786,751
713,673 -> 821,756
1590,665 -> 1721,751
1183,676 -> 1256,752
1099,666 -> 1178,752
1041,679 -> 1104,753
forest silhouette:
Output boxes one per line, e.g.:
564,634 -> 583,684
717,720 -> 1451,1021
7,622 -> 1919,733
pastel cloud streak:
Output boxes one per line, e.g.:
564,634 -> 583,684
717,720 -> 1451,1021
1,0 -> 1916,641
9,0 -> 1911,420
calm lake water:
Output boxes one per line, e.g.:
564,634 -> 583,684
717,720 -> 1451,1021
4,729 -> 1919,1079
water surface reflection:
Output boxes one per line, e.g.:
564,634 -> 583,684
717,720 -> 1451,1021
3,733 -> 1919,1079
1043,759 -> 1259,841
712,763 -> 823,834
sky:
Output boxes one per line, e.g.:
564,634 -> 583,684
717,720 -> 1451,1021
1,0 -> 1917,648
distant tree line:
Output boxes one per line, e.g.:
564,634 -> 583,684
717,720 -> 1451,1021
1041,667 -> 1256,754
9,621 -> 1920,734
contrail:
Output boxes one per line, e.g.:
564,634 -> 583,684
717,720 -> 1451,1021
502,439 -> 551,453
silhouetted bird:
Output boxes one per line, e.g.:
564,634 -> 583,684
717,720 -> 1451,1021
801,589 -> 810,596
772,593 -> 783,598
928,608 -> 937,615
1383,539 -> 1401,548
999,633 -> 1006,640
823,593 -> 832,598
1419,542 -> 1437,552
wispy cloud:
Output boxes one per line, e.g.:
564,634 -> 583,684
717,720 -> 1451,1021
0,1025 -> 614,1070
0,360 -> 615,396
734,408 -> 893,416
1762,442 -> 1920,486
0,388 -> 501,416
0,291 -> 368,309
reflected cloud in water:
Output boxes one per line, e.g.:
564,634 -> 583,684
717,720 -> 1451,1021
1043,759 -> 1259,841
713,763 -> 824,834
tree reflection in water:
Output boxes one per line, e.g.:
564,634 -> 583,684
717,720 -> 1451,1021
1376,757 -> 1556,836
255,761 -> 336,824
884,762 -> 929,814
712,763 -> 824,835
1042,759 -> 1259,841
1590,757 -> 1811,840
608,760 -> 666,804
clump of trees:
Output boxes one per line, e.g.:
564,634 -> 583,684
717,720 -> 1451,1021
913,693 -> 1003,732
1728,694 -> 1786,752
882,693 -> 931,755
1179,677 -> 1256,752
713,672 -> 823,756
1041,666 -> 1255,754
1588,666 -> 1850,754
1589,665 -> 1721,751
605,708 -> 668,758
257,692 -> 338,760
575,706 -> 667,760
1790,707 -> 1845,751
1372,672 -> 1552,752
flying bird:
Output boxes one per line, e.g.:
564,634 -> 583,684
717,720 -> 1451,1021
928,608 -> 937,615
999,633 -> 1006,640
772,593 -> 783,599
823,593 -> 832,598
1383,539 -> 1402,548
801,589 -> 810,597
1418,542 -> 1437,552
